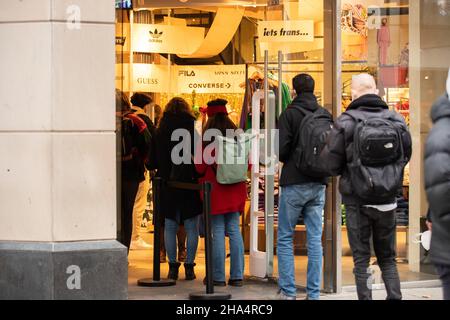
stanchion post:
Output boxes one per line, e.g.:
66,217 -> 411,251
189,182 -> 231,300
137,177 -> 175,287
203,182 -> 214,294
152,176 -> 162,281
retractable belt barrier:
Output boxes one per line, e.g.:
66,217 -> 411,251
138,177 -> 231,300
137,177 -> 176,288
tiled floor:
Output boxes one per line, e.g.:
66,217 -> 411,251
127,230 -> 440,300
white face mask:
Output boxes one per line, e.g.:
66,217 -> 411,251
413,230 -> 432,251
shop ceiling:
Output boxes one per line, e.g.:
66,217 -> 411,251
134,0 -> 278,9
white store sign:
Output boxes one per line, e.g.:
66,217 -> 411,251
132,64 -> 169,93
176,65 -> 246,94
258,20 -> 315,43
116,64 -> 246,95
132,24 -> 205,55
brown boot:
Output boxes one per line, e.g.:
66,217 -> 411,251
160,226 -> 167,263
177,226 -> 187,262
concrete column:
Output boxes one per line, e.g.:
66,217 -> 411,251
0,0 -> 127,299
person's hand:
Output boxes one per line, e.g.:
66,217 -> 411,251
426,221 -> 432,232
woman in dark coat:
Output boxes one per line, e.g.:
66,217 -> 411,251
424,92 -> 450,300
155,97 -> 202,281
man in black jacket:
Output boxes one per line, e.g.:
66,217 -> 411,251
424,90 -> 450,300
276,74 -> 328,300
320,74 -> 412,300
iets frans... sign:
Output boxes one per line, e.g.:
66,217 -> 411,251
132,24 -> 205,55
258,20 -> 314,43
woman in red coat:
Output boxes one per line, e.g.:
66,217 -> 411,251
196,99 -> 247,287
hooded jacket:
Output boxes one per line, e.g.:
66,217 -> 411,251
320,94 -> 412,205
278,92 -> 329,186
155,111 -> 202,222
424,93 -> 450,266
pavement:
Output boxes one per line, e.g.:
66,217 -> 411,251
129,274 -> 443,300
128,257 -> 443,300
128,231 -> 443,301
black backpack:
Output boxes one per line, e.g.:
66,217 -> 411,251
121,117 -> 135,160
293,107 -> 334,178
346,110 -> 408,203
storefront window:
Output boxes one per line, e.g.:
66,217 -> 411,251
115,0 -> 449,292
340,0 -> 450,284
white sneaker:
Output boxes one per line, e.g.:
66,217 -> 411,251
274,290 -> 297,300
130,238 -> 153,250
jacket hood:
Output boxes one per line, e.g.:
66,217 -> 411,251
431,94 -> 450,123
291,92 -> 319,112
347,94 -> 388,111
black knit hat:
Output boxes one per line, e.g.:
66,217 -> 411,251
207,98 -> 228,107
130,92 -> 153,108
293,73 -> 315,94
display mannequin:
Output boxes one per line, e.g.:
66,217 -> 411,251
377,18 -> 391,65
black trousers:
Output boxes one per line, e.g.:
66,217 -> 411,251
121,179 -> 140,252
346,205 -> 402,300
436,264 -> 450,300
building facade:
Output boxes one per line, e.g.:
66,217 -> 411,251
0,0 -> 449,299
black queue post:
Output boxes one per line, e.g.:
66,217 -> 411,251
188,181 -> 231,300
137,177 -> 176,287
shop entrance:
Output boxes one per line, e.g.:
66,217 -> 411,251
115,0 -> 342,298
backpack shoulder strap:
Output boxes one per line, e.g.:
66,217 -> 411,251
288,104 -> 311,117
344,109 -> 366,123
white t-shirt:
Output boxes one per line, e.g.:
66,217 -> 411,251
364,203 -> 398,212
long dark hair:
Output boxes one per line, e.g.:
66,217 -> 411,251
159,97 -> 194,129
203,113 -> 237,137
202,113 -> 238,149
164,97 -> 193,117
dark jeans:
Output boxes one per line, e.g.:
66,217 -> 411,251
346,205 -> 402,300
436,265 -> 450,300
121,179 -> 140,252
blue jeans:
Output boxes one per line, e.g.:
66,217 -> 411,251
211,212 -> 245,282
165,213 -> 199,264
277,183 -> 326,300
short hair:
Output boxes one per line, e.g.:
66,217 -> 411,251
292,74 -> 315,94
130,92 -> 153,108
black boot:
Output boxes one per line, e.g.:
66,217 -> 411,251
168,262 -> 181,281
184,263 -> 196,281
